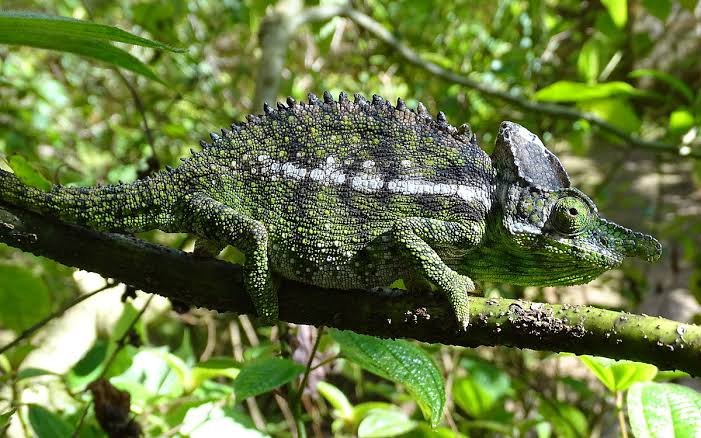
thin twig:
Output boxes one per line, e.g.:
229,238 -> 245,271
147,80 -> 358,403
295,326 -> 325,403
0,282 -> 115,356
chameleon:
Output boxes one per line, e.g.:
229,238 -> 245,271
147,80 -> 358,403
0,92 -> 661,329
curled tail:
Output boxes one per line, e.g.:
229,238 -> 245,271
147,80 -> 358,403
0,169 -> 179,233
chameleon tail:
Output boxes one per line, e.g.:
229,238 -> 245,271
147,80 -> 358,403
0,168 -> 178,233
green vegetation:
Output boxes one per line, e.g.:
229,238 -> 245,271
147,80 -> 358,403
0,0 -> 700,437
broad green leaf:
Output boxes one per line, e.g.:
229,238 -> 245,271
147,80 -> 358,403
642,0 -> 672,21
357,408 -> 417,438
190,358 -> 240,391
0,11 -> 182,50
577,39 -> 601,83
578,98 -> 641,133
579,356 -> 657,392
0,264 -> 51,332
16,367 -> 55,381
0,11 -> 181,83
453,359 -> 512,419
539,400 -> 588,438
330,329 -> 445,427
627,382 -> 701,437
629,69 -> 694,102
8,156 -> 51,192
233,357 -> 304,400
601,0 -> 627,27
535,81 -> 636,102
669,109 -> 695,133
28,404 -> 72,438
317,381 -> 354,422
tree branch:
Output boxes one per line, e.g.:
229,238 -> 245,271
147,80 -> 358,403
0,202 -> 699,376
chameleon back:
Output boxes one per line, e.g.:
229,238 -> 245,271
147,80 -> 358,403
180,93 -> 496,287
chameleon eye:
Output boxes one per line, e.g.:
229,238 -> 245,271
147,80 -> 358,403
551,197 -> 591,235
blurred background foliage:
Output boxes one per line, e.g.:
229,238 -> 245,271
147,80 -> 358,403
0,0 -> 701,436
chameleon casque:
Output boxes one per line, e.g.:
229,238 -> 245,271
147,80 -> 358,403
0,92 -> 661,329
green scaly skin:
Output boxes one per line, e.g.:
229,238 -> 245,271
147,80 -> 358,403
0,92 -> 661,329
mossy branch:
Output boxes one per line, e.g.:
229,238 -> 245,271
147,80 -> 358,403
1,201 -> 699,376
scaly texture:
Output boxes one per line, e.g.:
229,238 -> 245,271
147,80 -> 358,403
0,92 -> 661,329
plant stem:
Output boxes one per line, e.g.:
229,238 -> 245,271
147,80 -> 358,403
616,391 -> 628,438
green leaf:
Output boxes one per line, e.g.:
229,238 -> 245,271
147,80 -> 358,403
642,0 -> 672,21
601,0 -> 627,27
317,381 -> 354,422
16,367 -> 55,381
357,408 -> 417,438
0,409 -> 15,432
8,156 -> 51,192
534,81 -> 636,102
233,357 -> 304,400
190,358 -> 240,391
627,382 -> 701,437
579,356 -> 657,392
453,358 -> 512,419
66,341 -> 108,390
0,11 -> 182,50
0,11 -> 181,83
629,69 -> 694,102
669,109 -> 695,133
539,400 -> 589,438
577,39 -> 601,83
0,264 -> 51,332
28,404 -> 72,438
578,98 -> 641,133
330,329 -> 446,427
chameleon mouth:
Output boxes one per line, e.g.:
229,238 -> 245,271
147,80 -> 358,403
597,218 -> 662,263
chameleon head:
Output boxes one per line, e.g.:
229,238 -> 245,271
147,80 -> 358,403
484,121 -> 661,286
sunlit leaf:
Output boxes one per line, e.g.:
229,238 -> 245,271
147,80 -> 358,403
535,81 -> 636,102
601,0 -> 628,27
233,357 -> 304,400
8,156 -> 51,192
579,356 -> 657,392
357,408 -> 417,438
0,11 -> 182,83
627,382 -> 701,437
330,329 -> 445,427
190,358 -> 240,391
317,381 -> 354,422
28,404 -> 72,438
669,109 -> 695,133
0,264 -> 51,332
578,98 -> 641,133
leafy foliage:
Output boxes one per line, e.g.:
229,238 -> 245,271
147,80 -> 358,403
0,0 -> 700,436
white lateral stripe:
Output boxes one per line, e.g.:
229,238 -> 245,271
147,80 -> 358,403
251,155 -> 485,203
